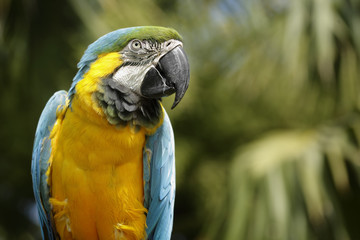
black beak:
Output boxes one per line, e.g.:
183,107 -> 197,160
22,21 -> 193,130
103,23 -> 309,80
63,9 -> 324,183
140,46 -> 190,109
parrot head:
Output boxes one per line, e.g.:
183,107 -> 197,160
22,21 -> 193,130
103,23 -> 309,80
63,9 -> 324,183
69,26 -> 190,128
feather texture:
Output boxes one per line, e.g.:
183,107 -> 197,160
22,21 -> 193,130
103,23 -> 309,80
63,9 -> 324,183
31,90 -> 68,240
143,111 -> 176,240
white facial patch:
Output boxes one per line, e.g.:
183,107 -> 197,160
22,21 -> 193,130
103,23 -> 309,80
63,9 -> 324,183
112,39 -> 183,95
112,64 -> 152,94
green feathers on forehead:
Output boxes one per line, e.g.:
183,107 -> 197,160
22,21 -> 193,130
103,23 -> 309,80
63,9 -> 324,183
78,26 -> 182,67
114,26 -> 182,49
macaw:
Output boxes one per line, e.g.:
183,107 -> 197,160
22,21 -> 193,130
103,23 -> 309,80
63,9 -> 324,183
31,26 -> 190,240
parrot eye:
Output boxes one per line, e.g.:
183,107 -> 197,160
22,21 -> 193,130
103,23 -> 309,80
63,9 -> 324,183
130,40 -> 142,51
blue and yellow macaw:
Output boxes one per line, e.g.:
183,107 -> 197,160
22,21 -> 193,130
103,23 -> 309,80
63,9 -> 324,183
31,26 -> 190,240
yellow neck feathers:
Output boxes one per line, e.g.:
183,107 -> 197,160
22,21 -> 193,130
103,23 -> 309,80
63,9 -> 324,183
74,52 -> 123,123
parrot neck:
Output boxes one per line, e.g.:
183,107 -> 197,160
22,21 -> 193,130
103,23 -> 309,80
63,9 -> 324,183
69,89 -> 164,136
94,77 -> 163,130
70,51 -> 163,132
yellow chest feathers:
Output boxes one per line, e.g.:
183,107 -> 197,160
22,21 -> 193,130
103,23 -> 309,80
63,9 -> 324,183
48,97 -> 148,240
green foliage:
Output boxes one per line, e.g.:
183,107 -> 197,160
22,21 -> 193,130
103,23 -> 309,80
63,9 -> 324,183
1,0 -> 360,239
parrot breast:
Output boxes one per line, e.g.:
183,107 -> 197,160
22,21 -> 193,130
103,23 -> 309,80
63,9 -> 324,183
48,94 -> 148,240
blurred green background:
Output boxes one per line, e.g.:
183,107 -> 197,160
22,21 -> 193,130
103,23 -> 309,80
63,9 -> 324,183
2,0 -> 360,239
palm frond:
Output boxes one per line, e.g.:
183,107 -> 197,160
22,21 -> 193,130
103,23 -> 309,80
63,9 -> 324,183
226,125 -> 360,240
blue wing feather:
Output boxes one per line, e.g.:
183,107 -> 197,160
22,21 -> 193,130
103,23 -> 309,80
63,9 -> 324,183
31,91 -> 68,240
143,110 -> 176,240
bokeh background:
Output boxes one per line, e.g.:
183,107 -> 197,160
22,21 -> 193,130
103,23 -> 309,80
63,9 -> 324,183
2,0 -> 360,239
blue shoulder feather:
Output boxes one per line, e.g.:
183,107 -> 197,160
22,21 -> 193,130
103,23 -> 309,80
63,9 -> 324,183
143,110 -> 176,240
31,91 -> 68,240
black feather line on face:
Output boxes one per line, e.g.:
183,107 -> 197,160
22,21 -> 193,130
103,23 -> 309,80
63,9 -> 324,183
95,77 -> 162,129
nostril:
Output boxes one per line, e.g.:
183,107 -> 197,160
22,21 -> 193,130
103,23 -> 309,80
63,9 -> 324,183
166,42 -> 171,47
